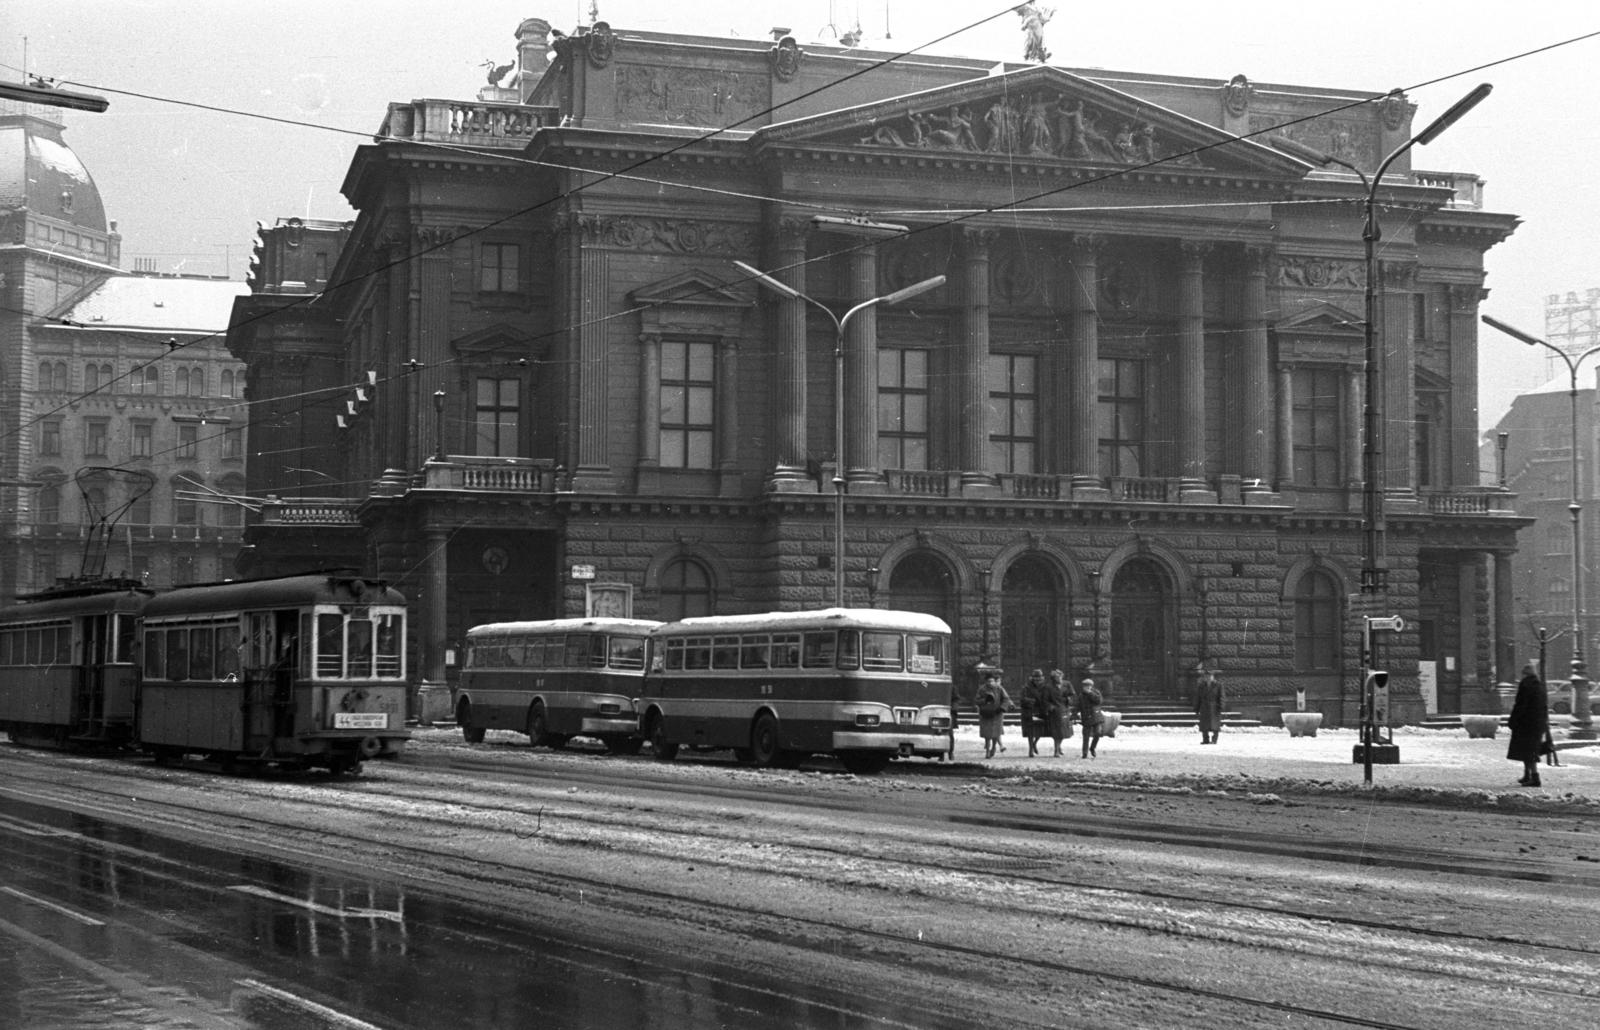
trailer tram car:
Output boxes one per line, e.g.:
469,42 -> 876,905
138,573 -> 409,772
0,580 -> 151,749
639,609 -> 954,774
454,618 -> 661,753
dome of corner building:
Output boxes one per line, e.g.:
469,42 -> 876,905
0,114 -> 108,233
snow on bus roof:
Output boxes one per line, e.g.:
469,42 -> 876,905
466,618 -> 662,638
660,608 -> 951,634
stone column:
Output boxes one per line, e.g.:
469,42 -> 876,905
1344,365 -> 1363,490
717,338 -> 741,497
635,332 -> 661,494
959,228 -> 998,493
1276,363 -> 1295,489
768,218 -> 813,491
571,235 -> 615,492
1494,552 -> 1516,688
417,526 -> 451,724
1177,240 -> 1213,501
842,245 -> 882,490
416,227 -> 454,464
1240,246 -> 1273,497
1448,284 -> 1483,487
1381,260 -> 1417,501
1065,235 -> 1107,498
1458,556 -> 1480,696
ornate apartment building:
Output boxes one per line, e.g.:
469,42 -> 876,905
229,19 -> 1522,723
0,100 -> 249,599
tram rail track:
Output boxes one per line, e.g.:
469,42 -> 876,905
2,749 -> 1596,1030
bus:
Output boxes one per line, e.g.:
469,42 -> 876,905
454,618 -> 661,753
638,609 -> 954,774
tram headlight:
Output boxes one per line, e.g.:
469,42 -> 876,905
854,713 -> 880,728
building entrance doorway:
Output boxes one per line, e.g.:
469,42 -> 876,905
999,556 -> 1064,695
1109,558 -> 1173,698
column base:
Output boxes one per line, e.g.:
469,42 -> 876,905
569,465 -> 616,493
1176,479 -> 1217,504
959,472 -> 999,497
416,681 -> 453,726
765,467 -> 819,493
1071,476 -> 1109,501
635,464 -> 661,495
1242,484 -> 1282,506
845,472 -> 888,495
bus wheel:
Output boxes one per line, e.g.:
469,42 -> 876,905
648,716 -> 678,761
526,703 -> 551,748
838,751 -> 891,775
457,700 -> 486,744
750,714 -> 786,769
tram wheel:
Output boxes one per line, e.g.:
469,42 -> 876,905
749,714 -> 786,769
648,715 -> 678,761
457,700 -> 486,744
526,703 -> 551,748
837,751 -> 892,775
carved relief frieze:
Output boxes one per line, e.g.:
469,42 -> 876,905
1250,112 -> 1379,173
1379,261 -> 1418,290
991,251 -> 1040,305
1278,255 -> 1364,290
615,65 -> 763,127
412,225 -> 464,249
549,214 -> 755,254
1098,259 -> 1147,315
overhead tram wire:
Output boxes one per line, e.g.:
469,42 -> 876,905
1,4 -> 1032,443
8,26 -> 1597,457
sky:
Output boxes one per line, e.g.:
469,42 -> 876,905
5,0 -> 1599,426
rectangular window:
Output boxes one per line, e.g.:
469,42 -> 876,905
711,636 -> 740,670
85,420 -> 108,458
224,426 -> 243,458
41,421 -> 61,456
681,636 -> 711,670
376,614 -> 403,678
1097,358 -> 1145,478
190,627 -> 214,681
480,243 -> 520,293
144,630 -> 165,678
739,635 -> 771,670
877,348 -> 930,470
347,620 -> 374,679
802,631 -> 837,669
861,632 -> 905,672
608,635 -> 645,670
177,424 -> 198,459
216,625 -> 239,678
317,613 -> 344,677
474,378 -> 520,457
908,634 -> 945,675
988,353 -> 1038,474
770,633 -> 801,669
660,341 -> 714,469
133,422 -> 153,458
166,629 -> 189,681
1292,369 -> 1341,487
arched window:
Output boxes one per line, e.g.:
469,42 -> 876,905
173,473 -> 204,527
887,552 -> 958,634
1293,569 -> 1340,672
54,362 -> 67,391
85,363 -> 102,392
38,485 -> 60,524
176,368 -> 189,396
38,361 -> 51,390
217,475 -> 246,527
144,366 -> 160,395
189,367 -> 205,396
99,363 -> 113,391
999,555 -> 1062,689
658,558 -> 713,621
221,369 -> 234,398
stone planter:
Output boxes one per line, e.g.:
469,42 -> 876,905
1281,711 -> 1323,737
1461,714 -> 1500,739
1099,711 -> 1121,737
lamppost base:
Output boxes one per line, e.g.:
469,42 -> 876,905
1569,681 -> 1595,740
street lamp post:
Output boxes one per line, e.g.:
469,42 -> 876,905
733,252 -> 945,608
1482,315 -> 1600,740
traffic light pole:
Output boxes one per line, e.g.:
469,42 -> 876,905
1360,616 -> 1400,784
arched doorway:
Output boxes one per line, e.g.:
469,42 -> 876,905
886,552 -> 959,686
1109,558 -> 1173,698
999,556 -> 1064,694
1292,567 -> 1342,718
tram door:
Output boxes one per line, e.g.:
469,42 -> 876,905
76,615 -> 107,736
242,613 -> 277,747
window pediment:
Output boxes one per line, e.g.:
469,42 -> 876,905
632,269 -> 753,340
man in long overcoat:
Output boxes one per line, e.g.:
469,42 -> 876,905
975,670 -> 1014,759
1195,668 -> 1224,745
1019,669 -> 1050,757
1507,662 -> 1550,788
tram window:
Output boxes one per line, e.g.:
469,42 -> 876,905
317,614 -> 344,677
26,628 -> 41,665
56,626 -> 72,665
216,626 -> 240,678
144,631 -> 164,678
0,631 -> 9,665
376,614 -> 402,678
740,635 -> 770,669
299,613 -> 312,677
166,630 -> 189,681
771,633 -> 801,669
802,632 -> 837,668
861,632 -> 903,672
117,616 -> 137,663
683,636 -> 712,670
189,627 -> 213,680
664,638 -> 685,671
837,630 -> 862,670
908,634 -> 944,675
711,636 -> 740,670
609,635 -> 645,670
348,619 -> 374,678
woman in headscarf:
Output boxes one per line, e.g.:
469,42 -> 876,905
975,668 -> 1014,759
1507,662 -> 1550,788
1019,668 -> 1050,757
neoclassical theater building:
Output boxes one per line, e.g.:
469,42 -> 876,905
228,19 -> 1523,723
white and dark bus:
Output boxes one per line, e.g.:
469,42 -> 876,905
454,618 -> 661,753
638,609 -> 954,774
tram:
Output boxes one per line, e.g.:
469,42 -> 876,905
454,618 -> 661,753
638,609 -> 954,774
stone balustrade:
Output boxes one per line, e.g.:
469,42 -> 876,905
259,498 -> 361,525
418,456 -> 558,494
1109,476 -> 1179,503
884,469 -> 956,496
378,99 -> 560,149
1412,169 -> 1484,209
1426,488 -> 1517,516
998,473 -> 1066,500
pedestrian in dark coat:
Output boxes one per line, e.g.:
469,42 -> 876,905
1019,668 -> 1050,757
1076,677 -> 1103,758
1506,662 -> 1550,787
975,671 -> 1014,759
1195,668 -> 1224,745
1046,669 -> 1070,756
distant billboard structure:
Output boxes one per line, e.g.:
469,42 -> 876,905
1544,288 -> 1600,379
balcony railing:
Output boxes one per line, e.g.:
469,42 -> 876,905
1109,476 -> 1180,503
258,497 -> 362,526
417,456 -> 559,494
884,469 -> 956,497
1426,488 -> 1518,515
1412,170 -> 1484,209
379,99 -> 561,149
997,473 -> 1067,500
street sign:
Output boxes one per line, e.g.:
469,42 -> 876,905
1366,615 -> 1405,632
571,564 -> 596,580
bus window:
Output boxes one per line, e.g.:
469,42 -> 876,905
665,638 -> 685,671
376,614 -> 402,677
317,614 -> 345,678
908,634 -> 944,675
587,634 -> 609,668
771,633 -> 801,669
609,635 -> 646,670
167,630 -> 190,682
217,625 -> 240,678
493,641 -> 513,668
712,636 -> 740,670
802,632 -> 836,668
683,637 -> 712,670
740,634 -> 770,669
348,619 -> 374,678
191,627 -> 215,681
546,636 -> 567,668
861,632 -> 903,672
144,631 -> 164,678
837,630 -> 861,670
524,637 -> 544,668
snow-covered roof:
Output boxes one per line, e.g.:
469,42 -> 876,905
55,276 -> 250,334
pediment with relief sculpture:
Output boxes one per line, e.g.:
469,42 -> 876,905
756,64 -> 1308,179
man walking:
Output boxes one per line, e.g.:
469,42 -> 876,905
1195,667 -> 1224,745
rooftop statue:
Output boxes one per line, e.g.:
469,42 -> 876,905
1019,2 -> 1054,64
